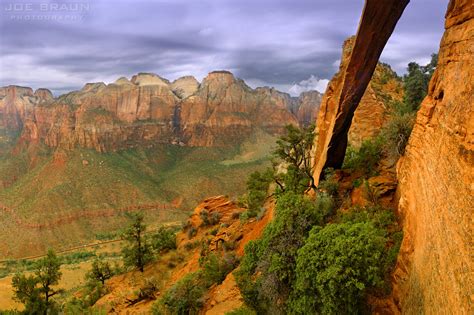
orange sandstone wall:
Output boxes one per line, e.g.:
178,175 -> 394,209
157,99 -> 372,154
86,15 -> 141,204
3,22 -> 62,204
393,0 -> 474,313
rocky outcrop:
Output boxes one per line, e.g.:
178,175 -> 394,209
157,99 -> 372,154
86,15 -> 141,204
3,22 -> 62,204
393,1 -> 474,312
0,86 -> 52,133
3,71 -> 321,151
94,195 -> 274,314
171,76 -> 199,98
311,0 -> 409,184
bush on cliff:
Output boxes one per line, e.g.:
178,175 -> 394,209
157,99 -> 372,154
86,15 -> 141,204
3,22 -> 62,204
240,168 -> 274,218
201,252 -> 239,286
152,272 -> 205,315
403,53 -> 437,111
342,138 -> 383,177
236,191 -> 331,313
273,124 -> 316,193
288,221 -> 386,314
151,227 -> 177,253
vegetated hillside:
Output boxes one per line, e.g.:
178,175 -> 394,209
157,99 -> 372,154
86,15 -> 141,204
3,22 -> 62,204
0,131 -> 277,259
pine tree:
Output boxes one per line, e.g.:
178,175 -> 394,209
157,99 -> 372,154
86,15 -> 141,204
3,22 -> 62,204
86,258 -> 114,285
122,212 -> 153,272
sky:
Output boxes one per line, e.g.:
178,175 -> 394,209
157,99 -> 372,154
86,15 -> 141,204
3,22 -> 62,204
0,0 -> 447,96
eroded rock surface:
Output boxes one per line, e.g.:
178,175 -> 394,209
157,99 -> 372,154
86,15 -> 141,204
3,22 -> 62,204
393,0 -> 474,312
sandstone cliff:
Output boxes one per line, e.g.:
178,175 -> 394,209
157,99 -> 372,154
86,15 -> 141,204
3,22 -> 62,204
2,72 -> 321,151
180,71 -> 300,146
0,86 -> 52,132
393,0 -> 474,312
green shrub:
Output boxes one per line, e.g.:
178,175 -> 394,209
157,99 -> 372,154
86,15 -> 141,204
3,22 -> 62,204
381,112 -> 415,158
152,272 -> 205,315
386,231 -> 403,271
241,168 -> 273,217
62,251 -> 96,264
273,124 -> 316,193
200,209 -> 221,226
236,191 -> 330,313
12,249 -> 63,314
121,212 -> 154,272
338,205 -> 396,230
318,168 -> 339,198
151,227 -> 177,253
225,305 -> 257,315
187,227 -> 197,239
81,280 -> 107,308
342,138 -> 383,177
288,221 -> 386,314
403,54 -> 437,111
201,253 -> 239,286
86,258 -> 114,285
138,277 -> 159,300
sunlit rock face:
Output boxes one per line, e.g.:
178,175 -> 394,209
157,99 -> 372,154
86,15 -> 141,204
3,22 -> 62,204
393,0 -> 474,312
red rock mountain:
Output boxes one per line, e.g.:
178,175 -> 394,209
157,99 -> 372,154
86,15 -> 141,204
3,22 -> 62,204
1,71 -> 321,151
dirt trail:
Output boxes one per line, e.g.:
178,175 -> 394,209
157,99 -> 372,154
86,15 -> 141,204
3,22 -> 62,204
0,221 -> 182,263
0,202 -> 183,230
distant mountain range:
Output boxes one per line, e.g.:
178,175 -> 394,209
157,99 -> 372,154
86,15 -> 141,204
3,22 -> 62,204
0,71 -> 322,152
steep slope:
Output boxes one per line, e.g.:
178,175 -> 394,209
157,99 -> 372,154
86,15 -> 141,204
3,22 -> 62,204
0,143 -> 277,259
393,0 -> 474,312
93,196 -> 273,314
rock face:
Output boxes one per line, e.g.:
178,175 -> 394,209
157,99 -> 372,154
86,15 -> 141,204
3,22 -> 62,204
2,71 -> 321,151
393,0 -> 474,312
348,62 -> 403,147
180,72 -> 299,146
0,86 -> 52,132
311,0 -> 409,184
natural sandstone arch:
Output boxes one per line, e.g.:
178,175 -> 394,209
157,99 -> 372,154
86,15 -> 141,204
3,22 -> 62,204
312,0 -> 409,184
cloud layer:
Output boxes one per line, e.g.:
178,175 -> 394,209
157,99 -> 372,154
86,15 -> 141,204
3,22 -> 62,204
0,0 -> 447,95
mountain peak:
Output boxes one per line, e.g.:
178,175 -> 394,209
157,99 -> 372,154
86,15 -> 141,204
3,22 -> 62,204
131,73 -> 170,86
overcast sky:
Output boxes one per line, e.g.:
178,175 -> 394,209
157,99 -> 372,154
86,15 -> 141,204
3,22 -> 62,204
0,0 -> 447,96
